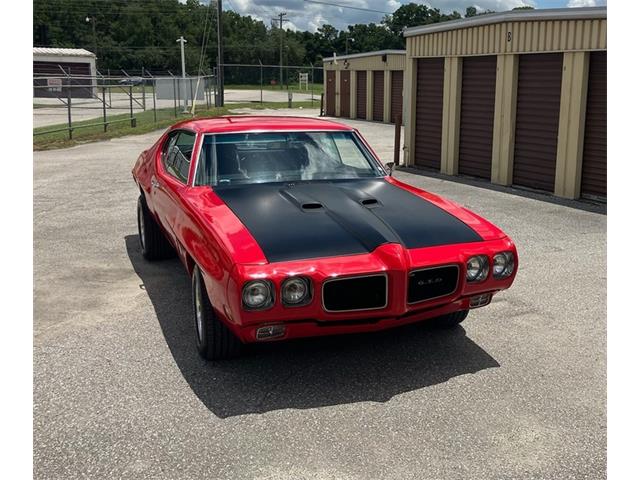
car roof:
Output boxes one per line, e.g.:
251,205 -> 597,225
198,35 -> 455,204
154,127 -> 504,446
170,115 -> 354,134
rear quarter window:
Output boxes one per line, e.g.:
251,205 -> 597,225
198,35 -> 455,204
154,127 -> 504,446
162,131 -> 196,183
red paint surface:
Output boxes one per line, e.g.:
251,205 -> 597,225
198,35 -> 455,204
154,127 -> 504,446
133,116 -> 518,344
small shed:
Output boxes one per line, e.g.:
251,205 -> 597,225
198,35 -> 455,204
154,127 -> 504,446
323,50 -> 406,124
402,7 -> 607,200
33,47 -> 97,98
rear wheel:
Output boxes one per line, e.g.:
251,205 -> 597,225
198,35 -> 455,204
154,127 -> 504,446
192,265 -> 243,360
137,195 -> 173,260
432,310 -> 469,329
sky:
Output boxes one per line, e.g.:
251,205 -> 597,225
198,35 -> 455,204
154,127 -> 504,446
222,0 -> 606,32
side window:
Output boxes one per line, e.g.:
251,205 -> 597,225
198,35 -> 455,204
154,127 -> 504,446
162,132 -> 179,171
162,131 -> 196,183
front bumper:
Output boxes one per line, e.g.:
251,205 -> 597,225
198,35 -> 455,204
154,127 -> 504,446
222,238 -> 517,343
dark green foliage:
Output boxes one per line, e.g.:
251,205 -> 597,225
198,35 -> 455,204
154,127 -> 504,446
34,0 -> 503,79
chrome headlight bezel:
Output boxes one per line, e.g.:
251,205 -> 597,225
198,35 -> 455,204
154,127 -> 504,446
281,276 -> 312,307
492,251 -> 515,279
466,255 -> 490,282
242,280 -> 274,310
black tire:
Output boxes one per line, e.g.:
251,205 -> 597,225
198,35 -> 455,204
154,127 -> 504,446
137,195 -> 174,260
432,310 -> 469,329
192,266 -> 243,360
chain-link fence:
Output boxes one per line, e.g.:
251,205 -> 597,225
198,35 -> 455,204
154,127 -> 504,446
33,64 -> 324,146
220,63 -> 323,104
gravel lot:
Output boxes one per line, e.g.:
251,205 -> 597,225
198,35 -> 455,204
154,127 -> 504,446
34,112 -> 606,479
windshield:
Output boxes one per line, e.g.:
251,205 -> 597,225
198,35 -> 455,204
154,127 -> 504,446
194,131 -> 384,186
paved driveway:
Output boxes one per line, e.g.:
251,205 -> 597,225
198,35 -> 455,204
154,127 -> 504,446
34,114 -> 606,479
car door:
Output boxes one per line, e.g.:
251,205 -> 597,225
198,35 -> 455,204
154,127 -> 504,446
152,129 -> 197,248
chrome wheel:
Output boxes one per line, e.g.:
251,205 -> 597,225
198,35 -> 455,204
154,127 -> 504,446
137,201 -> 146,251
194,272 -> 204,344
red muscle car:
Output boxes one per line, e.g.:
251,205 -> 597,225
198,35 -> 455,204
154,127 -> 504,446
133,116 -> 518,360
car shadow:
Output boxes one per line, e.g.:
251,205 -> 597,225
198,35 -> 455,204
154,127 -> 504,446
125,235 -> 500,418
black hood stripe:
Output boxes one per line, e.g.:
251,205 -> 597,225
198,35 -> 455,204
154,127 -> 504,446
215,179 -> 482,263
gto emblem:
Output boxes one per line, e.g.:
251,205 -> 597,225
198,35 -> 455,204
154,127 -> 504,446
418,277 -> 443,286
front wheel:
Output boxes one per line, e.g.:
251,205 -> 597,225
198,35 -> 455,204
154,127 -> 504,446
432,310 -> 469,329
192,266 -> 243,360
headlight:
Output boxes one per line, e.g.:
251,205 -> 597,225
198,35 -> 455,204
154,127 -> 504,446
242,280 -> 273,310
493,252 -> 515,278
466,255 -> 489,282
281,277 -> 311,306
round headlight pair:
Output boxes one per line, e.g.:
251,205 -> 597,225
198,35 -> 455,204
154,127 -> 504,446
281,276 -> 311,306
493,252 -> 515,278
242,280 -> 273,310
466,255 -> 489,282
242,277 -> 311,309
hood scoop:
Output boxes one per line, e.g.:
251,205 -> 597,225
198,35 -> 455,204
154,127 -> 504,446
280,189 -> 325,212
302,202 -> 324,210
360,198 -> 379,207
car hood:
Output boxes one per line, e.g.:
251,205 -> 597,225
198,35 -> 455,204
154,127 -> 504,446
213,178 -> 483,263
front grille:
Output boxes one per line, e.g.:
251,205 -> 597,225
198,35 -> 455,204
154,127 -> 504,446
408,265 -> 459,304
322,274 -> 387,312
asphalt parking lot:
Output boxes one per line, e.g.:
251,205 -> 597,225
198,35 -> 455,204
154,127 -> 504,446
34,113 -> 606,479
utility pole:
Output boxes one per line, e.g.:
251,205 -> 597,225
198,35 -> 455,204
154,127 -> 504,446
216,0 -> 224,107
344,33 -> 355,55
85,16 -> 97,58
176,36 -> 188,112
272,12 -> 289,89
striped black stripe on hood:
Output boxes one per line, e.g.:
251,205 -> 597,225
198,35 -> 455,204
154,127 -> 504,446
214,178 -> 482,263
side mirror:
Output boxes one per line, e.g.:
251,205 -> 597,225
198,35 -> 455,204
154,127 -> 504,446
385,161 -> 395,176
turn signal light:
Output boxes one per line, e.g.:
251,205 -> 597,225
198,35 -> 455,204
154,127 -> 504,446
256,324 -> 286,341
469,293 -> 492,308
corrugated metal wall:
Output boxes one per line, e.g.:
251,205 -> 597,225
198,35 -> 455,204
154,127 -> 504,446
340,70 -> 351,118
407,19 -> 606,58
356,71 -> 367,119
581,51 -> 607,198
324,54 -> 405,71
390,71 -> 404,123
373,71 -> 384,121
414,58 -> 445,169
458,55 -> 497,179
325,70 -> 336,116
512,53 -> 564,192
33,61 -> 93,98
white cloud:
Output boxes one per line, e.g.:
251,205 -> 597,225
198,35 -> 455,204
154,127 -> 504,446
224,1 -> 538,32
567,0 -> 596,6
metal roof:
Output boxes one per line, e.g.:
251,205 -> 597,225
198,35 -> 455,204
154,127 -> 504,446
322,50 -> 406,63
33,47 -> 96,58
403,6 -> 607,37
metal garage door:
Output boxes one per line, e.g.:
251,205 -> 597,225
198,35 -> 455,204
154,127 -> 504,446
325,70 -> 336,116
458,55 -> 497,180
33,61 -> 93,98
390,71 -> 403,124
414,58 -> 445,170
581,51 -> 607,199
373,71 -> 384,121
512,53 -> 563,192
340,70 -> 351,118
356,71 -> 367,119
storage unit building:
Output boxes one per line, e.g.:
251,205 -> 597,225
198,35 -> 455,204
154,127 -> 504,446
33,47 -> 97,98
402,7 -> 607,201
323,50 -> 406,124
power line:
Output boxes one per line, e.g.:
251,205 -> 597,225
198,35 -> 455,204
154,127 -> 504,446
303,0 -> 393,15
